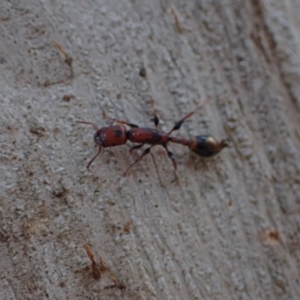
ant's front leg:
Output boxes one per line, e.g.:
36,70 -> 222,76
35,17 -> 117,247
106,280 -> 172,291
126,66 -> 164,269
129,144 -> 144,154
103,112 -> 139,128
86,146 -> 102,169
123,146 -> 153,176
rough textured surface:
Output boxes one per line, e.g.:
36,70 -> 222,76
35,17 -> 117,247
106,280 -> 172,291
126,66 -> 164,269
1,0 -> 300,299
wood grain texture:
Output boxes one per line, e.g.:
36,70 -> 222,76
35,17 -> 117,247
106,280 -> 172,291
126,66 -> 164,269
0,0 -> 300,299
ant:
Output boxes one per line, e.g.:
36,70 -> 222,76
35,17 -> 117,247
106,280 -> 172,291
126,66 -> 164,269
78,102 -> 228,179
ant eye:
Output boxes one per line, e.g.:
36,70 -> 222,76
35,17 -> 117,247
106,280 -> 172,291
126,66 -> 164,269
93,131 -> 101,145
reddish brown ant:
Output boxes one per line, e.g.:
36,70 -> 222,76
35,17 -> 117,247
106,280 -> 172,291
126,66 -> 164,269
78,101 -> 228,178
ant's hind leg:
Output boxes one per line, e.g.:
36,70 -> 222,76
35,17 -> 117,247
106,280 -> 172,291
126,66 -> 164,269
163,145 -> 179,183
167,110 -> 195,136
167,97 -> 213,135
103,112 -> 139,128
123,146 -> 153,176
163,146 -> 177,170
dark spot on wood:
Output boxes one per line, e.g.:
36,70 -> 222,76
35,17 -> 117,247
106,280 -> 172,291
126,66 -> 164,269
139,67 -> 146,77
62,94 -> 73,102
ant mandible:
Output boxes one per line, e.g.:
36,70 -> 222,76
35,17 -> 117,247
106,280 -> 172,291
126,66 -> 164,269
78,101 -> 228,179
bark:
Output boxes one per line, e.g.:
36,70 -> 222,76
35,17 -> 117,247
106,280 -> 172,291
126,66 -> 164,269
0,0 -> 300,299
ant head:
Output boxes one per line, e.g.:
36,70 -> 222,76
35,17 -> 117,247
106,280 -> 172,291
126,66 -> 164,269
93,130 -> 102,145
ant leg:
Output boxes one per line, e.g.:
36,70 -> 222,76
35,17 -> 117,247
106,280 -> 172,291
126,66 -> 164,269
87,146 -> 102,169
152,112 -> 159,129
129,144 -> 144,154
77,121 -> 99,131
103,112 -> 138,128
167,111 -> 194,135
163,146 -> 177,171
167,97 -> 212,135
163,145 -> 179,183
123,146 -> 153,176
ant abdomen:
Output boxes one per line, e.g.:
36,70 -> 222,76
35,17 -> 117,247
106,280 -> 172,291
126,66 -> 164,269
189,135 -> 229,157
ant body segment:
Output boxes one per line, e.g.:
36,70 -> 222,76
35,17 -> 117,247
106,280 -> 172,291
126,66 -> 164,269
78,104 -> 228,179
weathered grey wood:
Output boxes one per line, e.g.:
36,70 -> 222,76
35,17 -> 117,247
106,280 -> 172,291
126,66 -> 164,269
0,0 -> 300,299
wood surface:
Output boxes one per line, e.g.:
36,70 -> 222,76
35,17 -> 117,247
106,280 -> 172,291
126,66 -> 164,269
0,0 -> 300,299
